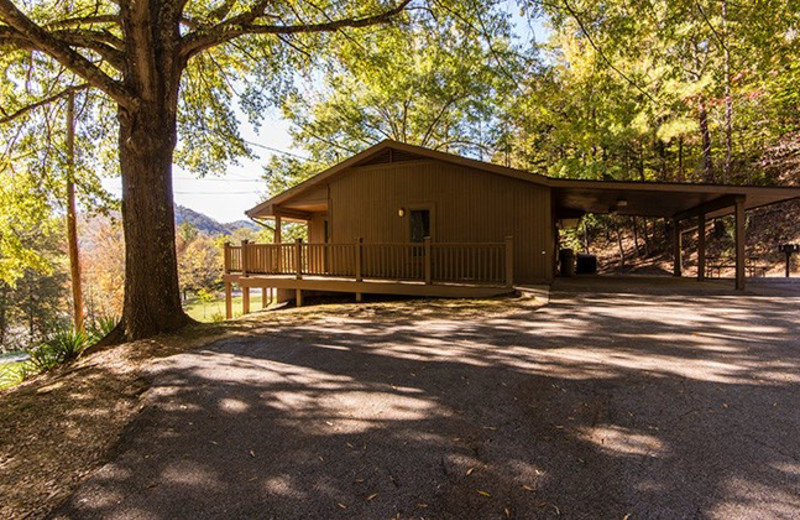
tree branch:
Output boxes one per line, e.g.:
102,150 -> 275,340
180,0 -> 411,61
0,83 -> 89,124
0,0 -> 133,108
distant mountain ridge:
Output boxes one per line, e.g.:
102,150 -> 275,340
174,205 -> 258,235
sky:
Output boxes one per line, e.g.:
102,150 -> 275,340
102,5 -> 548,224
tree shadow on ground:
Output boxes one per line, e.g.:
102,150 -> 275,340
53,286 -> 800,519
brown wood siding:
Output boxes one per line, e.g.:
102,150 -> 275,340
326,159 -> 553,283
308,213 -> 327,244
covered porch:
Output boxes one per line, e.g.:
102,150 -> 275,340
552,180 -> 800,291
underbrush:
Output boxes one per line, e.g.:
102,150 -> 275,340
0,316 -> 119,391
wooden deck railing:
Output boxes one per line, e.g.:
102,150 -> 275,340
225,237 -> 513,287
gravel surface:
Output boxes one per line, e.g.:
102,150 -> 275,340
53,280 -> 800,519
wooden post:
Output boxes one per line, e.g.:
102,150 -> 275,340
295,238 -> 303,280
697,214 -> 706,281
424,236 -> 432,285
242,284 -> 250,315
241,239 -> 249,277
223,242 -> 231,274
261,287 -> 268,309
505,236 -> 514,288
65,92 -> 84,333
672,219 -> 682,277
355,237 -> 363,302
275,216 -> 282,243
225,282 -> 232,319
295,289 -> 303,307
735,197 -> 746,291
355,237 -> 363,282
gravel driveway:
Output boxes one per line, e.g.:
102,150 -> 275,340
54,280 -> 800,519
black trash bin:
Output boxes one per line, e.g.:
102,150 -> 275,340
559,249 -> 576,277
576,254 -> 598,274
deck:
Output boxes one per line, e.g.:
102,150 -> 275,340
223,238 -> 515,317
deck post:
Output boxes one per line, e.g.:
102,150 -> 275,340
424,236 -> 432,285
262,287 -> 268,309
295,238 -> 303,280
241,239 -> 249,277
672,219 -> 682,277
242,283 -> 250,315
505,236 -> 514,288
355,237 -> 363,282
295,289 -> 303,307
225,281 -> 232,319
735,197 -> 746,291
697,214 -> 706,281
223,242 -> 231,274
355,237 -> 363,302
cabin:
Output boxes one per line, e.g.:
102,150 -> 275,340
223,140 -> 800,316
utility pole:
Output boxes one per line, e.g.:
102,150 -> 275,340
66,92 -> 84,332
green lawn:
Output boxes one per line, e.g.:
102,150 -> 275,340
183,293 -> 271,322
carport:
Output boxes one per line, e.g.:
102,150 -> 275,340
550,179 -> 800,290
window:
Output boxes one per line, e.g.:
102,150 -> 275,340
410,209 -> 430,243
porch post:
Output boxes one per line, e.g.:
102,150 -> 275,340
697,213 -> 706,282
424,236 -> 432,285
274,216 -> 282,243
735,197 -> 746,291
261,287 -> 268,309
672,219 -> 682,277
505,236 -> 514,288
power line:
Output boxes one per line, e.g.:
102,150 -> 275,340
244,139 -> 309,159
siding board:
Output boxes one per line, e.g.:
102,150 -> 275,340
325,159 -> 553,283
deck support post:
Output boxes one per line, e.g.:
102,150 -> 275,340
505,236 -> 514,288
424,236 -> 432,285
262,287 -> 268,309
242,285 -> 250,315
697,214 -> 706,281
225,281 -> 232,319
295,238 -> 303,280
735,197 -> 746,291
672,219 -> 682,277
295,289 -> 303,307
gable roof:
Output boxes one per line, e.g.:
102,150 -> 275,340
246,140 -> 549,218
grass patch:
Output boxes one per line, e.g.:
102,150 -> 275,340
183,293 -> 268,322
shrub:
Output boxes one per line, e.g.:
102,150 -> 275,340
210,311 -> 225,323
26,327 -> 91,373
88,316 -> 119,342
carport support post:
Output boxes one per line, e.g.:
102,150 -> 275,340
672,218 -> 682,277
697,214 -> 706,282
735,197 -> 746,291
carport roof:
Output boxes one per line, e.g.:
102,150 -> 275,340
550,178 -> 800,220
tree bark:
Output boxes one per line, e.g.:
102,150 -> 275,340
66,92 -> 84,333
113,93 -> 192,341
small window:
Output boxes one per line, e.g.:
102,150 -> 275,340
410,209 -> 430,243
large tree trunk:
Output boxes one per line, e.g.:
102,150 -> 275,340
112,99 -> 191,341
